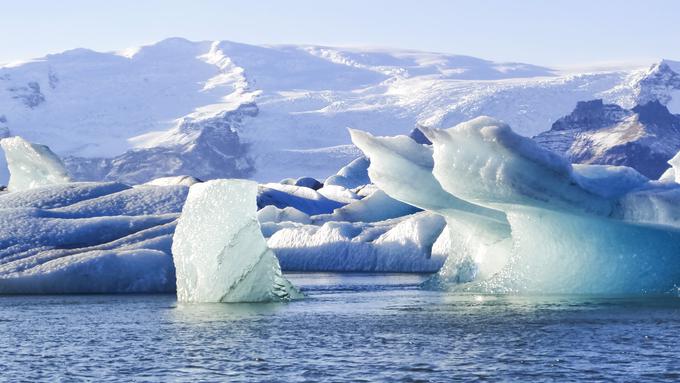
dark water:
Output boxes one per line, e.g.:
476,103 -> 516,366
1,273 -> 680,382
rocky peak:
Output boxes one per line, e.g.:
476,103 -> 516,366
535,99 -> 680,179
635,60 -> 680,106
632,100 -> 679,127
550,99 -> 630,132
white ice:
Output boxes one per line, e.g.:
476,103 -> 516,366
1,136 -> 71,192
172,179 -> 301,302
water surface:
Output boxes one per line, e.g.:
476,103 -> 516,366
1,273 -> 679,382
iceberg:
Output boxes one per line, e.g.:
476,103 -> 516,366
350,127 -> 512,282
172,179 -> 301,302
0,182 -> 183,294
257,183 -> 345,215
312,189 -> 420,224
269,212 -> 447,272
352,117 -> 680,294
1,136 -> 71,192
144,175 -> 202,187
324,157 -> 370,189
293,176 -> 323,190
257,205 -> 311,225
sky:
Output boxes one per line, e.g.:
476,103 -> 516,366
1,0 -> 679,67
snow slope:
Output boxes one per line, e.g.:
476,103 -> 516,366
1,38 -> 679,185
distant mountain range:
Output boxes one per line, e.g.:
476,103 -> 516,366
535,99 -> 680,179
1,38 -> 679,184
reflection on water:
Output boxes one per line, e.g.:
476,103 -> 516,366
1,273 -> 679,382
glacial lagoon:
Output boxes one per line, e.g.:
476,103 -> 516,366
1,273 -> 679,382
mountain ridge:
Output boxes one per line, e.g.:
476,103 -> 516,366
1,38 -> 679,184
534,99 -> 680,178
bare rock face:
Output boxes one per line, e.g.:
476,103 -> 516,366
535,99 -> 680,179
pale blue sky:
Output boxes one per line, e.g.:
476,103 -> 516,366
1,0 -> 678,66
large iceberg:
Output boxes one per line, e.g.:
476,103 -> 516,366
352,117 -> 680,295
172,179 -> 301,302
0,136 -> 71,192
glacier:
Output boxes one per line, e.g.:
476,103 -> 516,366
0,136 -> 71,191
172,179 -> 301,302
352,117 -> 680,295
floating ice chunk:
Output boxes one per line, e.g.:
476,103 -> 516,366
293,176 -> 322,190
172,179 -> 301,303
0,249 -> 175,294
144,175 -> 202,187
257,183 -> 345,215
324,157 -> 370,189
422,118 -> 680,293
1,136 -> 71,192
572,164 -> 648,198
257,205 -> 311,225
313,189 -> 419,223
269,212 -> 447,272
664,151 -> 680,183
316,184 -> 360,204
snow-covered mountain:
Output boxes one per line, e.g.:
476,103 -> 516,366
1,38 -> 679,184
534,99 -> 680,179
